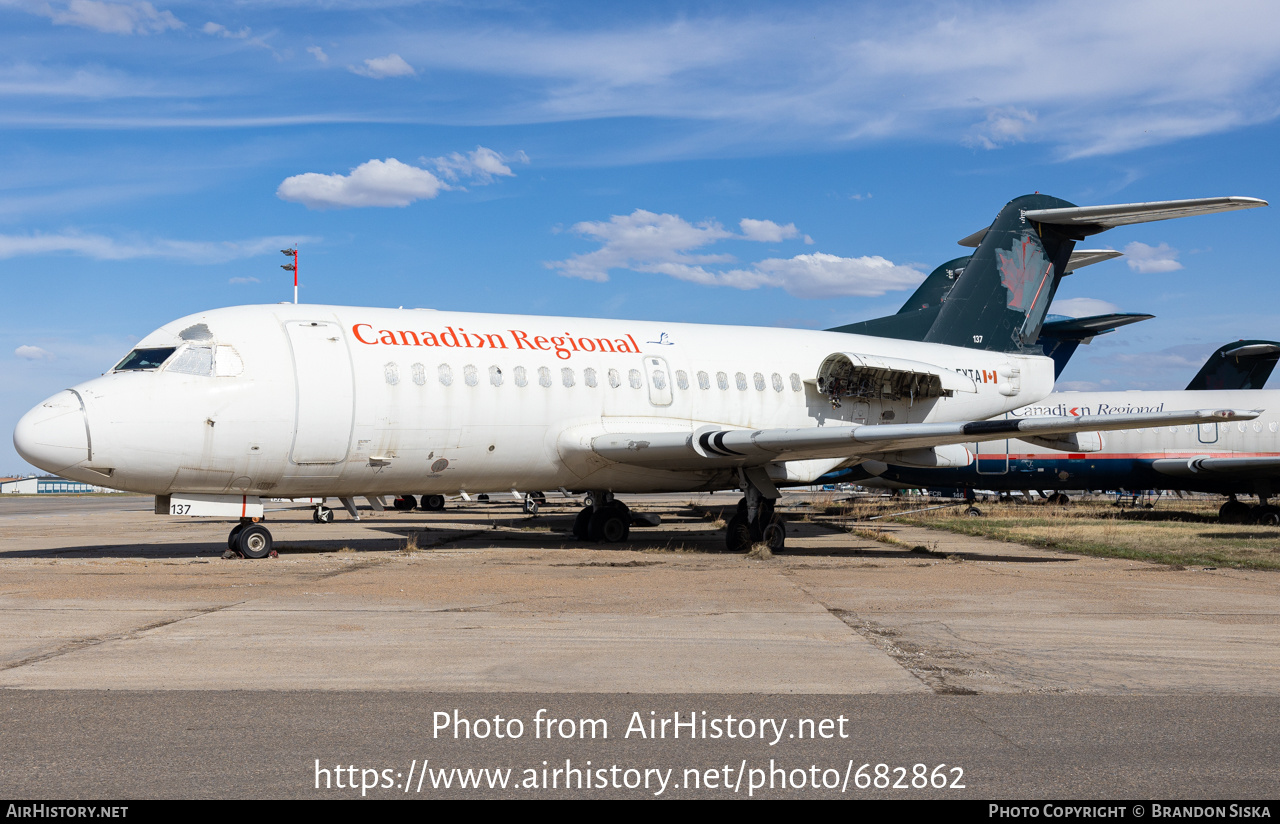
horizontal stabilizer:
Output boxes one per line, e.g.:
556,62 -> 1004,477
1064,249 -> 1123,273
1040,312 -> 1155,340
590,409 -> 1259,470
959,196 -> 1267,246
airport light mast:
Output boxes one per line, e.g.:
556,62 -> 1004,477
281,247 -> 298,304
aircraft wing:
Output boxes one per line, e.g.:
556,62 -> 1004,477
591,408 -> 1260,470
958,196 -> 1267,247
1151,455 -> 1280,479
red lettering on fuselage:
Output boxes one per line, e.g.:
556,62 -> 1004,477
352,321 -> 642,359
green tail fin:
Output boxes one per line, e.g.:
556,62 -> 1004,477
924,194 -> 1079,352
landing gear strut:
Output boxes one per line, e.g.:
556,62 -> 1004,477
725,467 -> 785,553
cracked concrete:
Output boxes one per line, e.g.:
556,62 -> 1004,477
0,494 -> 1277,694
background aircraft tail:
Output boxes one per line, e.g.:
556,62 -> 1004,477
826,256 -> 970,341
1185,341 -> 1280,390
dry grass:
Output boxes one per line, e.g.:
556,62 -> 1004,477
896,499 -> 1280,570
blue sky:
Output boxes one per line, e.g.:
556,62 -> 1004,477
4,0 -> 1280,473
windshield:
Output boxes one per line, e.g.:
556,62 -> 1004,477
113,347 -> 177,371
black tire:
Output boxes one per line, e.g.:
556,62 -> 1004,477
237,524 -> 273,559
531,491 -> 547,504
965,506 -> 982,517
762,520 -> 786,552
228,523 -> 245,550
572,507 -> 592,540
523,495 -> 540,515
725,513 -> 754,552
588,507 -> 629,543
393,495 -> 417,511
477,493 -> 490,503
1254,505 -> 1280,526
313,506 -> 333,524
582,493 -> 595,509
421,494 -> 445,512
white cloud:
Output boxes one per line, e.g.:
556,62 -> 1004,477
548,210 -> 735,283
738,218 -> 799,243
278,148 -> 526,210
277,158 -> 445,209
203,22 -> 250,39
371,3 -> 1280,159
546,209 -> 922,298
964,107 -> 1037,150
0,232 -> 317,263
15,345 -> 55,362
349,54 -> 415,79
430,146 -> 528,184
307,45 -> 329,63
229,276 -> 260,284
1124,241 -> 1183,273
38,0 -> 183,35
1049,297 -> 1123,318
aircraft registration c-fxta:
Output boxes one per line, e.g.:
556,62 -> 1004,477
13,193 -> 1267,558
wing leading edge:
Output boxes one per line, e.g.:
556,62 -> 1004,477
591,408 -> 1260,470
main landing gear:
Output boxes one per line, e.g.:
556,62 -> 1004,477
226,519 -> 275,559
1220,494 -> 1280,525
572,492 -> 631,543
724,468 -> 786,553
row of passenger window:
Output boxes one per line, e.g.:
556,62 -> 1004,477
384,362 -> 805,393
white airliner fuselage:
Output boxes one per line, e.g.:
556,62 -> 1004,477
15,304 -> 1053,500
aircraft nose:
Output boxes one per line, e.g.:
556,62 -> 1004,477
13,390 -> 91,474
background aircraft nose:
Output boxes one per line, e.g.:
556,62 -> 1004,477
13,390 -> 91,474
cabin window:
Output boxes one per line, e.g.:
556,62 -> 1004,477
790,373 -> 802,392
489,365 -> 503,386
697,371 -> 710,390
514,366 -> 528,387
538,366 -> 552,387
464,364 -> 479,386
438,364 -> 453,386
716,371 -> 728,390
771,372 -> 784,392
1239,422 -> 1248,433
114,347 -> 177,371
608,368 -> 621,388
735,372 -> 747,391
584,367 -> 598,388
753,372 -> 766,392
561,367 -> 575,388
1271,422 -> 1278,433
676,370 -> 689,390
411,363 -> 426,386
167,345 -> 214,377
1254,422 -> 1264,433
628,369 -> 642,389
384,362 -> 400,385
652,369 -> 668,390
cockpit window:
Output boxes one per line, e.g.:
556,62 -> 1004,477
167,345 -> 214,376
113,347 -> 177,371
